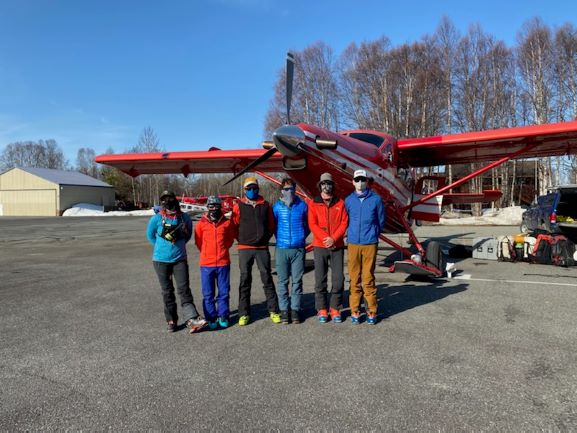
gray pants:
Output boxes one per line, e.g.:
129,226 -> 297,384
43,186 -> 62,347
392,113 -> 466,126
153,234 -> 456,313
313,247 -> 345,311
153,260 -> 199,323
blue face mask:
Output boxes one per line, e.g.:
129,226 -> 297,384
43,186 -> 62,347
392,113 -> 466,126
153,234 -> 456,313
245,188 -> 259,200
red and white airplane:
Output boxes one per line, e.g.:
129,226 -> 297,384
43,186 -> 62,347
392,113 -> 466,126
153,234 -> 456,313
96,53 -> 577,277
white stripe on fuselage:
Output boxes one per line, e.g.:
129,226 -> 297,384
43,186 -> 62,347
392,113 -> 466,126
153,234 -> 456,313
301,134 -> 411,205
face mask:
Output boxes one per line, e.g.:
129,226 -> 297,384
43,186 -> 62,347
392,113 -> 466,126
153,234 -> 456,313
208,209 -> 222,221
245,188 -> 259,200
320,183 -> 334,194
354,180 -> 367,192
163,198 -> 179,212
281,188 -> 295,204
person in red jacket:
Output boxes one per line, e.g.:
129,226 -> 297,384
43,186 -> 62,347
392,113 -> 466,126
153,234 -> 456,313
194,196 -> 237,329
307,173 -> 349,323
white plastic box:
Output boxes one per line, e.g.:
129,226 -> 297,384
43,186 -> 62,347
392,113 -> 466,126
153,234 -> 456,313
472,237 -> 498,260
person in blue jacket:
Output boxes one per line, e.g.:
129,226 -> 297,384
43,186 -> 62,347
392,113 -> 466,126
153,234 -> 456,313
146,190 -> 206,334
272,178 -> 310,324
344,170 -> 386,325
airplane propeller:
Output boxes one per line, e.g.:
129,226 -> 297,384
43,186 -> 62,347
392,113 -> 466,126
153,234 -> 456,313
286,52 -> 294,125
223,52 -> 296,186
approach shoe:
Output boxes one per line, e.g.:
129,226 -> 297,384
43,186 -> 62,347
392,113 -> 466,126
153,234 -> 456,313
270,312 -> 282,324
330,308 -> 342,323
166,320 -> 177,333
238,315 -> 250,326
208,320 -> 218,331
318,309 -> 329,323
280,310 -> 290,324
291,310 -> 301,324
367,312 -> 378,325
351,312 -> 361,325
217,317 -> 229,329
186,316 -> 208,334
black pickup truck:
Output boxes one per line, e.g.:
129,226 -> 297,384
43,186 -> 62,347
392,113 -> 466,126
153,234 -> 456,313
521,185 -> 577,241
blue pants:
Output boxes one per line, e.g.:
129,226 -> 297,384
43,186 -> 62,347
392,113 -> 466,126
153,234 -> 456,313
200,265 -> 230,321
275,248 -> 305,312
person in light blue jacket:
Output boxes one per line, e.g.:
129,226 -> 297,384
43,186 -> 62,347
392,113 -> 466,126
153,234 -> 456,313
344,170 -> 386,325
146,191 -> 206,334
272,178 -> 310,324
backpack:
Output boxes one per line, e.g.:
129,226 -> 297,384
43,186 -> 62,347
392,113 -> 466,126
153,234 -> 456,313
497,236 -> 517,262
550,236 -> 576,267
530,234 -> 554,265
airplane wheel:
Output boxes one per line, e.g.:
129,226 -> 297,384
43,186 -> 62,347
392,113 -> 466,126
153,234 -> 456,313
425,241 -> 443,270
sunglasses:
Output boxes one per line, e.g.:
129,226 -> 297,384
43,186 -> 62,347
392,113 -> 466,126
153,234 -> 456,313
245,186 -> 259,191
320,181 -> 334,186
282,187 -> 295,191
353,177 -> 367,182
207,204 -> 221,210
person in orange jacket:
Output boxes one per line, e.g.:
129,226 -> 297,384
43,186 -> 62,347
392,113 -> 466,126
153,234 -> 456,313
307,173 -> 349,323
194,196 -> 237,329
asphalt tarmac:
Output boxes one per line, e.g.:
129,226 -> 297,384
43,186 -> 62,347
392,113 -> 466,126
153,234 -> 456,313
1,217 -> 576,430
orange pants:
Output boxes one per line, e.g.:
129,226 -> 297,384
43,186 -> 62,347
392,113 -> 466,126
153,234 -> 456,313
347,243 -> 378,314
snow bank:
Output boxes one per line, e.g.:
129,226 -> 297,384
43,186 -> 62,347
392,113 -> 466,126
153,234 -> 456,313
62,203 -> 154,217
438,206 -> 524,226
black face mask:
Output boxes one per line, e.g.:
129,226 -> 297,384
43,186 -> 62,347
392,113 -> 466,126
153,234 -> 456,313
208,209 -> 222,221
162,198 -> 179,212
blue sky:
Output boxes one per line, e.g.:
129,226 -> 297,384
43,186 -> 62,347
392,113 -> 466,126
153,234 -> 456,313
1,0 -> 576,164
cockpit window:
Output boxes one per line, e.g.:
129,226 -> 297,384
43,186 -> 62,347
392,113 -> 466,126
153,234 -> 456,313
347,133 -> 384,147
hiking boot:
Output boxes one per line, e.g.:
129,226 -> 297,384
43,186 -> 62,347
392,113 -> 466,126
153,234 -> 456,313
367,312 -> 378,325
330,308 -> 342,323
270,312 -> 282,324
186,316 -> 208,333
291,310 -> 301,324
167,320 -> 177,333
351,311 -> 361,325
318,309 -> 328,323
238,315 -> 250,326
207,320 -> 218,331
280,310 -> 290,324
217,317 -> 229,329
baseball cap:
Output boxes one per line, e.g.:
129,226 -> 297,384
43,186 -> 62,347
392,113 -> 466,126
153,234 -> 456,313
243,177 -> 259,188
319,173 -> 333,183
353,169 -> 367,179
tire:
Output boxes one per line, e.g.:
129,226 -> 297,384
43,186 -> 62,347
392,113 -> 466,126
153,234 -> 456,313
425,241 -> 443,270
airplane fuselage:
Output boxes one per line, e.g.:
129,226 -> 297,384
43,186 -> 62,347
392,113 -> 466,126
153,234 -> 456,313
275,122 -> 415,234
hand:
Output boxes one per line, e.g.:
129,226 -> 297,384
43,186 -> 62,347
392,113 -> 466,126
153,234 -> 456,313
323,237 -> 335,248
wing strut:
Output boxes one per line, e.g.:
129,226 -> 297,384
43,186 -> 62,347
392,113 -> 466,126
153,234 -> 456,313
402,143 -> 538,212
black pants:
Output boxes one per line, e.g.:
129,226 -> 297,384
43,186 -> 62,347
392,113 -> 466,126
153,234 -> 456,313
313,247 -> 345,311
153,260 -> 199,323
238,248 -> 279,317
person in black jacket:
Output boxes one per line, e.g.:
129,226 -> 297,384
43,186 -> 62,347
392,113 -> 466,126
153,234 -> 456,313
231,177 -> 281,326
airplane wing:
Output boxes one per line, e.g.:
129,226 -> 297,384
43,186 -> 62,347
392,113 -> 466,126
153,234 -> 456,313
94,148 -> 284,177
397,120 -> 577,167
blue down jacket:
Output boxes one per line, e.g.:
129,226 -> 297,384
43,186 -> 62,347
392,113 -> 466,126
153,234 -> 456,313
345,188 -> 386,245
272,196 -> 309,249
